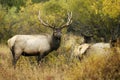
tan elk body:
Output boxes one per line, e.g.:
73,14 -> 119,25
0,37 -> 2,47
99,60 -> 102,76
8,34 -> 52,54
72,42 -> 111,59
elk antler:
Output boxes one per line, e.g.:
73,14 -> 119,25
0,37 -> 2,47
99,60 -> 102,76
60,12 -> 72,29
38,11 -> 54,29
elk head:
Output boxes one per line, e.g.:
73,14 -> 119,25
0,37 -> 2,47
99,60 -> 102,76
38,11 -> 72,39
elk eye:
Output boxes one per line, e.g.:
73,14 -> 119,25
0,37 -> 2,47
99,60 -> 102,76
54,31 -> 57,33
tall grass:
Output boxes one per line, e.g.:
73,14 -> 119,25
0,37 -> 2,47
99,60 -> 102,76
0,44 -> 120,80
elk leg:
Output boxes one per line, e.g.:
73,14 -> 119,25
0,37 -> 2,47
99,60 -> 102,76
37,52 -> 49,65
11,46 -> 15,65
37,54 -> 42,65
13,48 -> 22,68
12,57 -> 17,68
13,55 -> 21,68
11,46 -> 16,68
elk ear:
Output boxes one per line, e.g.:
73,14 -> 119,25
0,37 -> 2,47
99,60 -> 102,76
60,12 -> 72,29
79,44 -> 90,55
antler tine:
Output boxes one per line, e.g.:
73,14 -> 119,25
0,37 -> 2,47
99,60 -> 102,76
38,11 -> 54,29
60,12 -> 72,29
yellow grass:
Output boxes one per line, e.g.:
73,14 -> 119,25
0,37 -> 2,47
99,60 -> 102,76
0,44 -> 120,80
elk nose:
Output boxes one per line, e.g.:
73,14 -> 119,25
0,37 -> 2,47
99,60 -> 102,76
58,32 -> 62,36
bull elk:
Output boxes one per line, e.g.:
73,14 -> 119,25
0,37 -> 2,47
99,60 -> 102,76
7,11 -> 72,68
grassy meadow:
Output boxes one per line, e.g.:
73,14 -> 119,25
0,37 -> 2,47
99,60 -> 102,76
0,42 -> 120,80
0,0 -> 120,80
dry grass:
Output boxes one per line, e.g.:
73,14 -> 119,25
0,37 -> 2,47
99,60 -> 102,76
0,43 -> 120,80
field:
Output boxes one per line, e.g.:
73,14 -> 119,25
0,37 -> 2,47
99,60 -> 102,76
0,0 -> 120,80
0,44 -> 120,80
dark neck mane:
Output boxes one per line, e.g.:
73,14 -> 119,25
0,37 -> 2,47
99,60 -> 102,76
50,35 -> 61,51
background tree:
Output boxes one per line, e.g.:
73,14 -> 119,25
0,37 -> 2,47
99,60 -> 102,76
0,0 -> 120,43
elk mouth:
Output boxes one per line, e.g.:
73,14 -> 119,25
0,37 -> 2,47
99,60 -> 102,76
54,36 -> 61,40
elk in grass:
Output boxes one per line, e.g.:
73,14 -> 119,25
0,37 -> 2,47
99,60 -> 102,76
72,42 -> 111,60
71,23 -> 120,60
7,11 -> 72,68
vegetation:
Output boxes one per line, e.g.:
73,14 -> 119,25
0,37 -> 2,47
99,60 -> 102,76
0,0 -> 120,42
0,0 -> 120,80
0,43 -> 120,80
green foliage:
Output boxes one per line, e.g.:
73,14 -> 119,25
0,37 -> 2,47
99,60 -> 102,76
67,0 -> 120,42
32,0 -> 49,3
0,0 -> 26,10
0,6 -> 19,42
102,0 -> 120,18
41,0 -> 69,27
0,0 -> 120,42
